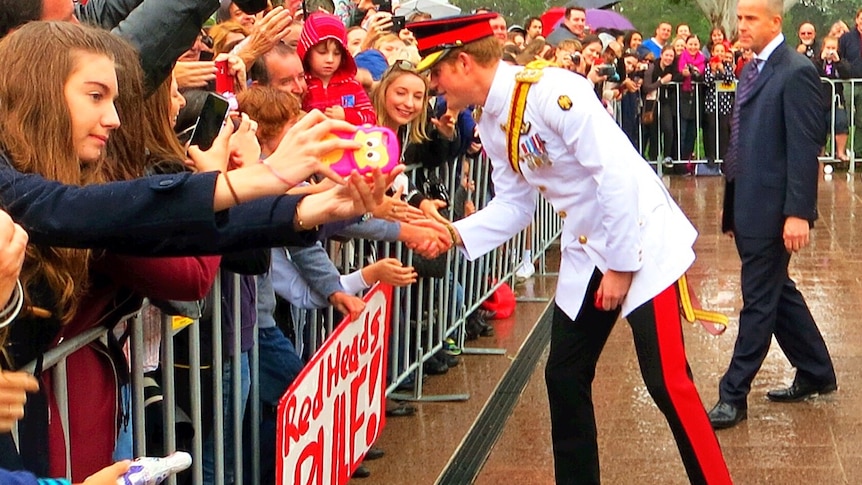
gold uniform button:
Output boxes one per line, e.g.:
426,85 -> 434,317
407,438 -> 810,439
559,210 -> 567,219
578,235 -> 587,244
538,185 -> 547,192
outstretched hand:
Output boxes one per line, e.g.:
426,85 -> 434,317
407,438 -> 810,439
76,460 -> 131,485
400,219 -> 452,258
363,258 -> 418,287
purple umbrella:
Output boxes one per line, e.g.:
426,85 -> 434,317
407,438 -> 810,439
585,8 -> 633,31
565,0 -> 620,9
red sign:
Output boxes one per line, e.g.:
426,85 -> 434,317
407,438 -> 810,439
276,284 -> 392,485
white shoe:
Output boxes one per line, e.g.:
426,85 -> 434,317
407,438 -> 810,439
515,259 -> 536,281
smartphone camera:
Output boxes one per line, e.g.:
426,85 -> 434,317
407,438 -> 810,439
597,64 -> 617,78
373,0 -> 392,13
391,15 -> 406,33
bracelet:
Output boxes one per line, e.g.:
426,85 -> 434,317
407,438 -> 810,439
445,224 -> 459,246
222,171 -> 241,205
261,159 -> 296,188
0,279 -> 24,330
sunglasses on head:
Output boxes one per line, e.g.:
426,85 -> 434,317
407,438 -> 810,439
391,59 -> 416,71
383,59 -> 420,78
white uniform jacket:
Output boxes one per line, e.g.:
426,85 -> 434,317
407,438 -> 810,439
453,63 -> 698,319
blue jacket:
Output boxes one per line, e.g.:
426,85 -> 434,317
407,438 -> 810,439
0,159 -> 317,255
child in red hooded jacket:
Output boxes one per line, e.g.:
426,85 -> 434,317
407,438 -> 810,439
298,12 -> 376,124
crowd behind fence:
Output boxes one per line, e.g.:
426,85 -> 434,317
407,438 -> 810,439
14,152 -> 563,484
614,77 -> 861,175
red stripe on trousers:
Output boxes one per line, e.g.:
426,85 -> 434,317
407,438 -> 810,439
653,284 -> 733,485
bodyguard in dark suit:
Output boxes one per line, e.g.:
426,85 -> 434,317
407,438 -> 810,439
707,0 -> 837,430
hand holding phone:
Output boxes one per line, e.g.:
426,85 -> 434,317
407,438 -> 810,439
189,93 -> 230,151
321,125 -> 400,176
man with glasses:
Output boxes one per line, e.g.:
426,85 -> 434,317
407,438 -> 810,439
795,21 -> 818,62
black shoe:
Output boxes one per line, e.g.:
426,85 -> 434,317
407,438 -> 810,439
352,464 -> 371,478
385,399 -> 416,417
436,349 -> 459,368
365,446 -> 385,460
423,354 -> 449,375
468,313 -> 495,337
707,401 -> 747,430
767,381 -> 837,403
478,318 -> 495,337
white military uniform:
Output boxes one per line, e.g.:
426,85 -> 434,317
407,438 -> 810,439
453,62 -> 698,319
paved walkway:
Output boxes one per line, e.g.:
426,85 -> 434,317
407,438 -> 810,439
360,173 -> 862,484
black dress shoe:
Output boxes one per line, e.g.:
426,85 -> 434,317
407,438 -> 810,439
707,401 -> 747,430
767,381 -> 837,403
385,399 -> 416,417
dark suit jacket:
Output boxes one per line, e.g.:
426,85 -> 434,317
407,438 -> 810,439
726,41 -> 824,239
0,159 -> 317,255
838,29 -> 862,78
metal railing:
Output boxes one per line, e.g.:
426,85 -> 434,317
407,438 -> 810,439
12,152 -> 563,483
618,77 -> 860,175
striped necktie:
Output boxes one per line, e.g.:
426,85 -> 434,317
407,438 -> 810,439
723,58 -> 762,181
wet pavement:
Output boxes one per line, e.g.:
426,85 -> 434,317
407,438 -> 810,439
360,173 -> 862,484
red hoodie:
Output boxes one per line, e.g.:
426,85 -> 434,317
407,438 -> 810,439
298,12 -> 376,125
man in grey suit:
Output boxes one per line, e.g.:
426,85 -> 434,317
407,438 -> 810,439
708,0 -> 837,430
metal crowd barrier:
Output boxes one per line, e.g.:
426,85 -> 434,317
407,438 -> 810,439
617,77 -> 862,175
13,152 -> 563,483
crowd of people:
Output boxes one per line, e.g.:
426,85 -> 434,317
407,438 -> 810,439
0,0 -> 855,483
496,7 -> 861,174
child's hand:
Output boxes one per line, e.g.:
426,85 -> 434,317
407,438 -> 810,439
324,106 -> 346,120
76,460 -> 131,485
363,259 -> 418,288
328,291 -> 365,321
430,108 -> 457,141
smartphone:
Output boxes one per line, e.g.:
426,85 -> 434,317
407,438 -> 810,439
321,125 -> 400,176
188,93 -> 230,151
391,15 -> 406,32
373,0 -> 392,13
214,59 -> 233,96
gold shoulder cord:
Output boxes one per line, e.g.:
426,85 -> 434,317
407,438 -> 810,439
506,60 -> 553,174
678,274 -> 728,335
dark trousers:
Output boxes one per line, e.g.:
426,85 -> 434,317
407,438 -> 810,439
704,111 -> 731,162
719,236 -> 836,407
545,270 -> 730,485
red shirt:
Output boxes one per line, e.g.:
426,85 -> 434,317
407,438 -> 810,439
302,71 -> 376,125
